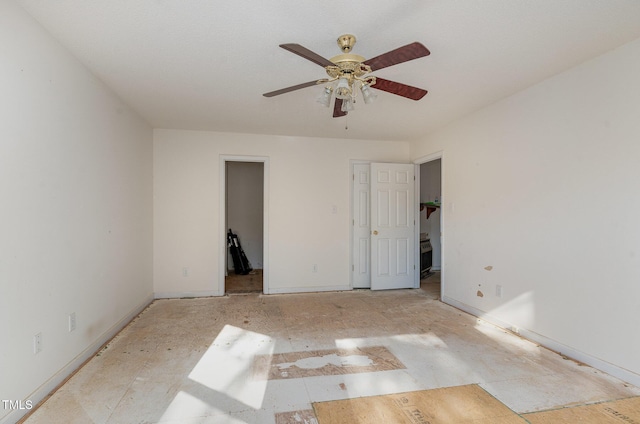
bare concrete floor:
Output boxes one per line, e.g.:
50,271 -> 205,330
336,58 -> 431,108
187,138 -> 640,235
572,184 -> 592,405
22,272 -> 640,423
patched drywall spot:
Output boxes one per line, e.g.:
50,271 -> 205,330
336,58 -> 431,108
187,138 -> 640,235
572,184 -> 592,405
484,266 -> 493,271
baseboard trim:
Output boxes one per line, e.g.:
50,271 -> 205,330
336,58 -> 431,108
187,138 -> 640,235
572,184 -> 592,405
442,295 -> 640,388
267,285 -> 352,295
6,293 -> 154,424
154,290 -> 220,299
154,286 -> 353,297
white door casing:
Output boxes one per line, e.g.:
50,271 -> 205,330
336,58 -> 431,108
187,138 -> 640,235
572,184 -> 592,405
370,163 -> 416,290
219,155 -> 269,295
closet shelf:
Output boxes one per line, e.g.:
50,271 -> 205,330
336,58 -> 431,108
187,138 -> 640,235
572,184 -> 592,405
420,202 -> 440,219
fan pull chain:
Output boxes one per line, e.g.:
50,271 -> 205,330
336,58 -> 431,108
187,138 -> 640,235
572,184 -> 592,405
345,115 -> 348,130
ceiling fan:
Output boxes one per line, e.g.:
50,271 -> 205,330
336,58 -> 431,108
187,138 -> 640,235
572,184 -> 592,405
263,34 -> 430,118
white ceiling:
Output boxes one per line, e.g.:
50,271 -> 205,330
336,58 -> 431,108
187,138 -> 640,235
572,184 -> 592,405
16,0 -> 640,141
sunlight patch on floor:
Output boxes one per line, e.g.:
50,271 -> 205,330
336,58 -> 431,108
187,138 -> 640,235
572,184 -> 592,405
158,391 -> 226,422
475,290 -> 537,348
187,325 -> 274,410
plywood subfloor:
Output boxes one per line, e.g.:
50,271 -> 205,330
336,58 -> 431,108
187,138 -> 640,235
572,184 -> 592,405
313,384 -> 526,424
420,270 -> 440,300
523,396 -> 640,423
225,269 -> 262,293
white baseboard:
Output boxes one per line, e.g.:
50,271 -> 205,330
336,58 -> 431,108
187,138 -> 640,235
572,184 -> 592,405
267,285 -> 352,295
442,295 -> 640,388
3,294 -> 154,424
154,285 -> 352,297
154,290 -> 220,299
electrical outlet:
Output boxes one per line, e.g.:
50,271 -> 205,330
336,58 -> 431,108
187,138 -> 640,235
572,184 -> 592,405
182,267 -> 188,277
496,285 -> 503,298
69,312 -> 76,332
312,264 -> 318,273
33,333 -> 42,354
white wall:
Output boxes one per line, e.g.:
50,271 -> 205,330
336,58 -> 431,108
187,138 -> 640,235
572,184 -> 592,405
226,161 -> 264,270
419,160 -> 442,269
411,37 -> 640,384
0,2 -> 153,422
154,130 -> 410,296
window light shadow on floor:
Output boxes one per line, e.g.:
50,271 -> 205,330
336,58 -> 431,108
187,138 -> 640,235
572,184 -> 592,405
157,325 -> 274,422
473,290 -> 536,347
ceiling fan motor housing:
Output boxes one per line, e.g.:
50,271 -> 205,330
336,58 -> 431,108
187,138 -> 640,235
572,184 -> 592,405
327,34 -> 371,81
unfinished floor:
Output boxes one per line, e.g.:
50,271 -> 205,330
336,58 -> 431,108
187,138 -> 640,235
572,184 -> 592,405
21,273 -> 640,423
225,269 -> 263,294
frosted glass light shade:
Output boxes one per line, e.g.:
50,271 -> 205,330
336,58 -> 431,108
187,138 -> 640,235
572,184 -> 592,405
361,84 -> 377,104
335,78 -> 351,100
316,87 -> 332,107
341,98 -> 354,112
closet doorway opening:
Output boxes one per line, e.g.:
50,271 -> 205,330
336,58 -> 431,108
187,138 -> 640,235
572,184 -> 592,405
416,153 -> 443,300
220,156 -> 269,294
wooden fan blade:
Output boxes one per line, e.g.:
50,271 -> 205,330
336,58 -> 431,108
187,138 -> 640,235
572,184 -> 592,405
365,42 -> 430,72
263,80 -> 319,97
371,78 -> 428,100
280,43 -> 334,68
333,98 -> 347,117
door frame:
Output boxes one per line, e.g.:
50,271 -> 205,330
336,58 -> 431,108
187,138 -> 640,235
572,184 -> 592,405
413,151 -> 444,298
219,155 -> 269,295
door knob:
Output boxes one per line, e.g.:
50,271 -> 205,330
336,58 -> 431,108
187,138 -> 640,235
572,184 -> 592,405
372,230 -> 378,235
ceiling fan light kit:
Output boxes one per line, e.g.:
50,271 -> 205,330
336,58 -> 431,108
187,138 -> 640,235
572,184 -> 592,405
361,83 -> 377,105
341,98 -> 355,112
316,86 -> 333,107
264,34 -> 430,118
334,77 -> 353,99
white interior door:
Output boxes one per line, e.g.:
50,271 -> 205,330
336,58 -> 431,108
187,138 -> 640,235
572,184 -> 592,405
352,163 -> 371,288
370,163 -> 415,290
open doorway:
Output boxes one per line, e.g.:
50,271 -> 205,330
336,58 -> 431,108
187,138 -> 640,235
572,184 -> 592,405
220,157 -> 269,294
418,156 -> 442,299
